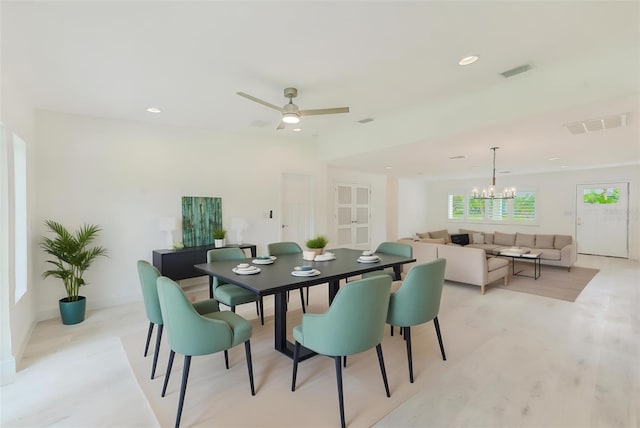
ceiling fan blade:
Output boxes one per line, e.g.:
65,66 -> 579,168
276,121 -> 286,130
299,107 -> 350,116
236,92 -> 284,112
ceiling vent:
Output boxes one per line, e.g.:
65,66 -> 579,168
564,113 -> 630,135
357,118 -> 374,124
500,63 -> 533,78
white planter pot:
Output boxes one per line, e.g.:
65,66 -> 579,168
214,239 -> 226,248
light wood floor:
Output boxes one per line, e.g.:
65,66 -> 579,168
1,254 -> 638,427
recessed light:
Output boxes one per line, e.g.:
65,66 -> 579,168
458,55 -> 479,66
548,157 -> 560,161
146,107 -> 161,113
292,128 -> 302,132
384,166 -> 393,170
561,165 -> 569,168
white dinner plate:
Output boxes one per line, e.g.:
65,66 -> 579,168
252,258 -> 275,265
357,258 -> 380,263
358,255 -> 379,261
291,269 -> 321,277
232,267 -> 261,275
314,255 -> 336,261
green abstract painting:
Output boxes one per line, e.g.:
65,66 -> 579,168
182,196 -> 222,247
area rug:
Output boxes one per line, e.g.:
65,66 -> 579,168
121,298 -> 449,428
491,262 -> 599,302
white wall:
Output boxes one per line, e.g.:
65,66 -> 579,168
1,74 -> 38,378
34,111 -> 325,319
398,165 -> 640,259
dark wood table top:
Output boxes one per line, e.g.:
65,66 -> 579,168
194,247 -> 415,296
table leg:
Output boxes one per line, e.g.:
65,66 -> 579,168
328,279 -> 340,304
274,289 -> 316,360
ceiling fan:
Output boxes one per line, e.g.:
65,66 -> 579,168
236,87 -> 350,129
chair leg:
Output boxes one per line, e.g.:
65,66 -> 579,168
376,344 -> 391,398
334,356 -> 346,428
306,286 -> 310,306
144,322 -> 154,357
162,350 -> 175,397
291,341 -> 300,391
244,340 -> 256,396
259,298 -> 264,325
151,324 -> 163,379
175,355 -> 191,428
299,288 -> 306,314
255,300 -> 259,316
404,326 -> 414,383
224,350 -> 229,369
434,316 -> 447,361
343,356 -> 347,367
390,325 -> 394,336
231,305 -> 236,312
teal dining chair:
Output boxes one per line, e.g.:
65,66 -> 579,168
267,241 -> 307,312
207,248 -> 264,325
361,241 -> 413,281
291,275 -> 392,428
136,260 -> 219,379
157,276 -> 255,428
386,258 -> 447,383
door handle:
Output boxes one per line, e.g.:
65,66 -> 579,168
282,224 -> 288,229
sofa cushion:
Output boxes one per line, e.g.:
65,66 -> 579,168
515,233 -> 535,248
471,232 -> 485,244
429,229 -> 451,244
554,235 -> 572,249
494,231 -> 515,246
418,237 -> 445,244
487,257 -> 509,272
484,232 -> 494,244
538,249 -> 561,260
451,233 -> 470,246
416,232 -> 430,239
535,234 -> 555,249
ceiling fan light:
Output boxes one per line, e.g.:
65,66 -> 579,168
282,112 -> 300,124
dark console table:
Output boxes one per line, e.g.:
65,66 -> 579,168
152,243 -> 257,281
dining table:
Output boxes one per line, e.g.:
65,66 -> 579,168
194,247 -> 416,360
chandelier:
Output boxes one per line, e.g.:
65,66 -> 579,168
472,147 -> 516,200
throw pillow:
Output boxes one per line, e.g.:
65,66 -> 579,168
416,232 -> 430,239
494,231 -> 516,246
472,232 -> 485,244
515,233 -> 535,248
450,233 -> 470,246
428,229 -> 451,244
554,235 -> 572,249
534,234 -> 554,249
484,232 -> 494,244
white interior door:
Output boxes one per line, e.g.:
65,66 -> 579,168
576,182 -> 629,258
281,174 -> 313,246
335,184 -> 370,249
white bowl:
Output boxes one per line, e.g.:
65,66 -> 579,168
237,263 -> 250,269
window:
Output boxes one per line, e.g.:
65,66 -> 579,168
512,191 -> 536,222
467,196 -> 485,220
583,188 -> 620,204
447,190 -> 537,224
447,194 -> 464,220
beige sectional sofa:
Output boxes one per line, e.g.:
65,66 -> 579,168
398,238 -> 509,295
458,229 -> 576,270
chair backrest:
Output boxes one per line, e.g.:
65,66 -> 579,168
156,276 -> 234,356
387,258 -> 446,327
137,260 -> 163,325
207,247 -> 246,289
268,241 -> 302,256
376,241 -> 413,258
303,275 -> 392,356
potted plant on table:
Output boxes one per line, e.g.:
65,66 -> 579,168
213,228 -> 227,248
40,220 -> 108,325
306,235 -> 328,256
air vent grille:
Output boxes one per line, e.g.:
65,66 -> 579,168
564,113 -> 629,135
357,118 -> 374,124
500,64 -> 533,78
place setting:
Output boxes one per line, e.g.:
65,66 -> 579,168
314,251 -> 336,261
291,265 -> 321,277
252,255 -> 277,265
232,263 -> 261,275
357,250 -> 380,263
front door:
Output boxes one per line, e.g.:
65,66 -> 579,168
576,182 -> 629,258
335,184 -> 370,250
281,174 -> 314,246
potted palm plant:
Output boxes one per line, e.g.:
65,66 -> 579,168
213,228 -> 227,248
306,235 -> 328,256
40,220 -> 108,325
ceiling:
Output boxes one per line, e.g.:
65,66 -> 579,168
2,1 -> 639,179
